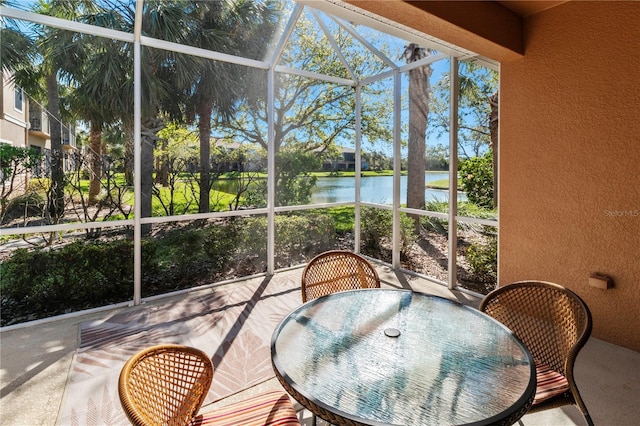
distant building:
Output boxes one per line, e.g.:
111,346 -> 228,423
206,140 -> 369,173
320,146 -> 369,172
1,70 -> 77,189
211,139 -> 265,172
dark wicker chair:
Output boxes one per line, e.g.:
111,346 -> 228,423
118,344 -> 299,426
301,250 -> 380,303
479,281 -> 594,426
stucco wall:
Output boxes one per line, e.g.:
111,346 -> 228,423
500,2 -> 640,351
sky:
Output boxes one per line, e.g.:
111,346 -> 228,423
3,0 -> 493,158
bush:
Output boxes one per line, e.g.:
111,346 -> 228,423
1,191 -> 45,224
279,214 -> 333,254
0,213 -> 340,325
361,207 -> 416,256
422,200 -> 449,234
423,200 -> 496,234
360,207 -> 392,254
235,216 -> 268,260
458,151 -> 494,209
275,151 -> 320,206
0,239 -> 158,325
466,233 -> 497,281
147,221 -> 238,287
246,151 -> 320,208
203,223 -> 239,270
236,213 -> 336,266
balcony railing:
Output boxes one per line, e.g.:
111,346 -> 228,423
28,104 -> 50,135
27,101 -> 75,148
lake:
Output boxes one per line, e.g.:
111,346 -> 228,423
311,172 -> 466,204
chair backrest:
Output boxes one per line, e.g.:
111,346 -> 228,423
118,344 -> 213,426
301,250 -> 380,302
479,280 -> 592,377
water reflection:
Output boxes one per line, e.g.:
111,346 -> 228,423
311,174 -> 467,204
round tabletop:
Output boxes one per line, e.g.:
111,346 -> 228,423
271,289 -> 535,426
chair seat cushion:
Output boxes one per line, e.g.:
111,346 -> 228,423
188,390 -> 299,426
534,361 -> 570,404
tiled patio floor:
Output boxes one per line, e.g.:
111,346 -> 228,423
1,265 -> 638,425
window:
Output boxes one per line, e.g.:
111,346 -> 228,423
14,87 -> 24,112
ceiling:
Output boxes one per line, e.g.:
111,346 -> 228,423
497,0 -> 568,17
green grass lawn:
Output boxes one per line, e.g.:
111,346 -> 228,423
426,178 -> 449,189
25,170 -> 463,222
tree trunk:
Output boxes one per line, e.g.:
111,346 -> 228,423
198,102 -> 213,213
140,118 -> 164,234
489,91 -> 499,209
88,121 -> 103,205
46,72 -> 65,223
124,120 -> 134,186
406,47 -> 432,232
154,138 -> 169,187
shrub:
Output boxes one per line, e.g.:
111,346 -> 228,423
278,212 -> 335,256
399,213 -> 418,250
466,233 -> 497,282
235,216 -> 268,260
0,239 -> 158,325
236,213 -> 336,266
274,151 -> 320,206
203,222 -> 239,270
360,207 -> 392,254
1,145 -> 42,207
422,200 -> 496,234
1,191 -> 45,225
423,200 -> 449,234
147,221 -> 238,287
246,151 -> 320,208
361,207 -> 416,255
0,213 -> 339,326
458,151 -> 494,209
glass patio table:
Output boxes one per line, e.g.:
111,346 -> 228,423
271,289 -> 536,426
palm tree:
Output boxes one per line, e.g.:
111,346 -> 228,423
63,0 -> 196,226
138,2 -> 199,226
1,26 -> 35,75
24,0 -> 195,226
11,0 -> 90,223
403,43 -> 433,231
54,4 -> 120,205
183,0 -> 281,213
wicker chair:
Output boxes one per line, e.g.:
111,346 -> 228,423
479,281 -> 593,426
301,250 -> 380,303
118,344 -> 300,426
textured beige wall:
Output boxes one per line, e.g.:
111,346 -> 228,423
500,1 -> 640,351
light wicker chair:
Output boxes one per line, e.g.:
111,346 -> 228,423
479,281 -> 594,426
118,344 -> 300,426
301,250 -> 380,303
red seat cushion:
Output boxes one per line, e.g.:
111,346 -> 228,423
534,361 -> 570,404
188,390 -> 299,426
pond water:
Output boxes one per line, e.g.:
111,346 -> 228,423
311,172 -> 467,204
